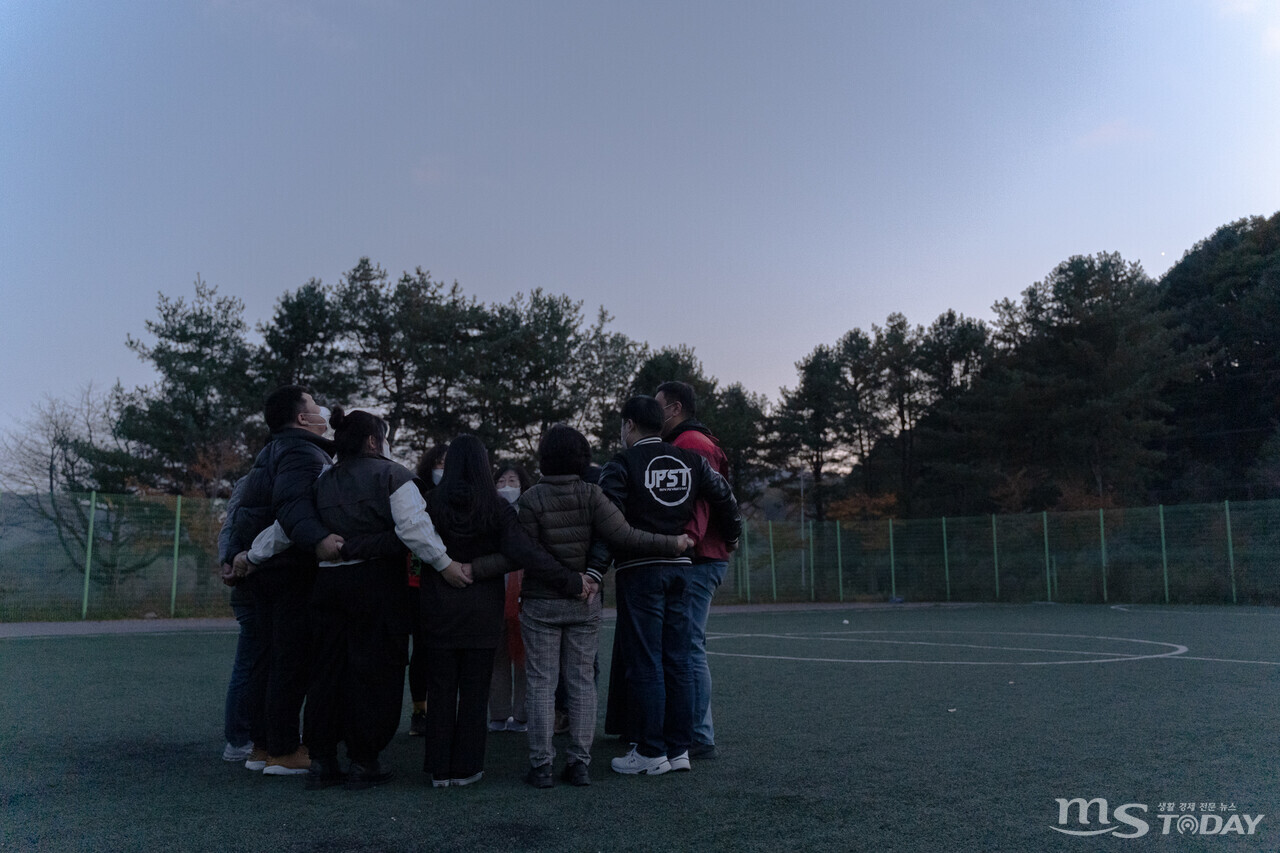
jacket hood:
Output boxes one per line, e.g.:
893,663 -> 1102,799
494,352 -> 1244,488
666,418 -> 720,446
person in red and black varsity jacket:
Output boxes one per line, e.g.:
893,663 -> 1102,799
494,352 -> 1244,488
597,395 -> 740,777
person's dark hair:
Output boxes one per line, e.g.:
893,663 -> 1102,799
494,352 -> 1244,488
656,380 -> 697,418
429,434 -> 505,536
537,424 -> 591,477
494,461 -> 534,491
620,395 -> 664,435
329,407 -> 387,462
415,445 -> 448,489
264,385 -> 311,432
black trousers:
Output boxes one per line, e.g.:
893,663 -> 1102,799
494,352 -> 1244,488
422,646 -> 496,781
603,590 -> 634,741
406,584 -> 428,703
240,557 -> 314,757
305,559 -> 409,764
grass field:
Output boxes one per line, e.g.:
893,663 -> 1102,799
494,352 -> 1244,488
2,603 -> 1278,852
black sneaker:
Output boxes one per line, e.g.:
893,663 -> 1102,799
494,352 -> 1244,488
409,710 -> 427,737
525,763 -> 553,789
689,742 -> 719,760
306,758 -> 346,791
345,760 -> 393,791
561,760 -> 590,787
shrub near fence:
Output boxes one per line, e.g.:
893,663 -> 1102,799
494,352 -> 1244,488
3,491 -> 1280,621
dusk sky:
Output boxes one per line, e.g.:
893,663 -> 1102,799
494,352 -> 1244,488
3,0 -> 1278,433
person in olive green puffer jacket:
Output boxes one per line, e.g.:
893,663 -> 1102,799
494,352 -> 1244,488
495,424 -> 690,788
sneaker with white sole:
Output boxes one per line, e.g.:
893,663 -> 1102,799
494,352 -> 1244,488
488,719 -> 508,733
222,741 -> 254,762
668,750 -> 691,772
611,746 -> 671,776
506,719 -> 528,733
244,746 -> 269,771
450,770 -> 484,786
263,745 -> 311,776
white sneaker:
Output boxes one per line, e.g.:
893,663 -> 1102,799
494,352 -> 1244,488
222,741 -> 253,762
451,770 -> 484,786
488,719 -> 508,732
506,719 -> 528,733
668,750 -> 691,771
611,746 -> 671,776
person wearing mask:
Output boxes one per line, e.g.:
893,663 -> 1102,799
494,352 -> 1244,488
404,445 -> 448,738
300,409 -> 464,790
656,380 -> 732,760
419,435 -> 578,787
229,385 -> 346,777
597,396 -> 741,777
488,463 -> 533,734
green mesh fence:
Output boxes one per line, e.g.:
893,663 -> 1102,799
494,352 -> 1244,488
2,491 -> 1279,621
0,490 -> 231,621
718,499 -> 1280,608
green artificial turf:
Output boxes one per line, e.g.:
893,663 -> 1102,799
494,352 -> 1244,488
2,604 -> 1277,851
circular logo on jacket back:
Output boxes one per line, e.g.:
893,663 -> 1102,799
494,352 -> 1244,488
644,455 -> 693,507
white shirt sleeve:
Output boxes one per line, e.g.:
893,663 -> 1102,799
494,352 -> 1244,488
390,481 -> 452,571
248,521 -> 291,564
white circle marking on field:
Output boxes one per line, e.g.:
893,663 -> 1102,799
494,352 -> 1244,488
704,630 -> 1188,666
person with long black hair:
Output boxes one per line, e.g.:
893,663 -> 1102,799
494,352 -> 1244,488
304,409 -> 465,791
420,434 -> 581,787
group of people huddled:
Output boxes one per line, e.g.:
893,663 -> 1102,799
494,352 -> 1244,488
217,381 -> 740,790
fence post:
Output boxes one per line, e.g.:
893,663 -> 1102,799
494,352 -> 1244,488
169,495 -> 183,617
889,518 -> 897,599
81,491 -> 97,619
942,516 -> 951,602
1225,500 -> 1237,605
768,520 -> 777,602
1159,504 -> 1169,604
992,514 -> 1000,601
1042,510 -> 1051,602
1099,507 -> 1108,604
809,520 -> 816,602
836,520 -> 844,603
744,519 -> 751,604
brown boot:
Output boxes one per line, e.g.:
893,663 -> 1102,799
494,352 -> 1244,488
263,744 -> 311,776
244,746 -> 269,771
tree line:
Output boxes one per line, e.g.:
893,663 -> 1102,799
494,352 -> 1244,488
5,212 -> 1280,523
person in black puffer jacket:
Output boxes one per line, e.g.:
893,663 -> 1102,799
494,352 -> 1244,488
304,408 -> 465,791
226,385 -> 346,776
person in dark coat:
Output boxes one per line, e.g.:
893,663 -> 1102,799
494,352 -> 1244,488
419,434 -> 578,787
304,409 -> 464,790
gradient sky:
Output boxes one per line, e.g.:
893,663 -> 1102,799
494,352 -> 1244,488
2,0 -> 1278,432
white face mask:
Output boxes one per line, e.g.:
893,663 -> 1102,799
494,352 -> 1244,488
497,485 -> 521,504
431,469 -> 444,485
300,406 -> 331,433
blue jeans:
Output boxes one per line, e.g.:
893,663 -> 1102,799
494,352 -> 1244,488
687,560 -> 727,746
223,585 -> 267,747
614,563 -> 693,759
